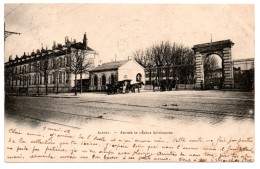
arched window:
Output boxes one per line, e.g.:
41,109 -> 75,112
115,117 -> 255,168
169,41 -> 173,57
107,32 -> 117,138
93,75 -> 98,86
101,75 -> 106,86
109,74 -> 115,85
136,73 -> 142,82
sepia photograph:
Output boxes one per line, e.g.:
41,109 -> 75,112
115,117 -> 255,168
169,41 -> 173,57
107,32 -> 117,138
3,2 -> 255,164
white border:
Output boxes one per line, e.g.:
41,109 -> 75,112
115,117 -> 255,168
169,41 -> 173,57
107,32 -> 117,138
1,1 -> 259,169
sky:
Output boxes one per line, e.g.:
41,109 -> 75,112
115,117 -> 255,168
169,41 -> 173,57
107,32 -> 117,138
4,4 -> 254,63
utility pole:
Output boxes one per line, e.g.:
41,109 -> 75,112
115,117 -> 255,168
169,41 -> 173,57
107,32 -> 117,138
4,23 -> 21,42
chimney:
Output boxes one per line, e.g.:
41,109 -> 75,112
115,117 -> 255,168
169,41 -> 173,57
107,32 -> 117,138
65,36 -> 69,46
83,32 -> 88,49
53,41 -> 56,49
74,39 -> 76,43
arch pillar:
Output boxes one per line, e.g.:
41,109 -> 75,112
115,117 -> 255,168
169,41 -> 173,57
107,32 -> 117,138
222,47 -> 234,88
195,51 -> 204,89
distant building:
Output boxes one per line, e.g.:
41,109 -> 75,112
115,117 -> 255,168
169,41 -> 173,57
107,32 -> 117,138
233,58 -> 254,71
233,58 -> 254,90
89,59 -> 145,91
4,33 -> 100,94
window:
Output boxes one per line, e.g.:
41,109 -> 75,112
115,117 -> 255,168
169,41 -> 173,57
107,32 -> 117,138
24,65 -> 27,73
49,74 -> 52,84
52,59 -> 55,68
38,75 -> 40,85
101,75 -> 106,86
93,75 -> 98,86
60,58 -> 63,67
109,74 -> 115,85
59,72 -> 62,83
33,75 -> 37,85
28,75 -> 31,85
136,73 -> 142,82
66,72 -> 69,83
66,56 -> 70,66
63,72 -> 66,84
51,60 -> 54,68
40,75 -> 42,85
53,73 -> 56,84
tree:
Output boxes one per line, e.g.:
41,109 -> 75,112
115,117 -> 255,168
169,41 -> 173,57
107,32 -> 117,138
52,56 -> 62,94
66,49 -> 94,96
18,65 -> 30,96
133,41 -> 195,84
5,66 -> 15,92
34,50 -> 54,95
203,55 -> 220,79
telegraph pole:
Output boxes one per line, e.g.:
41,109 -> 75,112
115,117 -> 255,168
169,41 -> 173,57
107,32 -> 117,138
4,23 -> 21,42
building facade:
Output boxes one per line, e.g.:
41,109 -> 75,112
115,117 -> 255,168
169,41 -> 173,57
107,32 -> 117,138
4,33 -> 98,95
89,59 -> 145,91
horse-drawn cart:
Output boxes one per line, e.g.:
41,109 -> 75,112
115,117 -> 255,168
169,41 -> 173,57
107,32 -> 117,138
106,79 -> 144,95
152,79 -> 177,92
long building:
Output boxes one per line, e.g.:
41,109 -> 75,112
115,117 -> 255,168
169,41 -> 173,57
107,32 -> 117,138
4,33 -> 99,95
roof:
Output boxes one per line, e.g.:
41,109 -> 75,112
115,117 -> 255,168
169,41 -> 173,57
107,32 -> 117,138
192,39 -> 234,49
90,60 -> 129,72
70,42 -> 94,51
233,58 -> 254,62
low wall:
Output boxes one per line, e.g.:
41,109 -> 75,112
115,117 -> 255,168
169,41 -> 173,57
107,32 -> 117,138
5,84 -> 72,96
144,84 -> 195,90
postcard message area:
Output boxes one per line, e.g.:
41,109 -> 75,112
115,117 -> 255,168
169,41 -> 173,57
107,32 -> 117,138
5,126 -> 254,162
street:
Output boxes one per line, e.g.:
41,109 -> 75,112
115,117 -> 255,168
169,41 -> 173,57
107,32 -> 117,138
5,90 -> 254,132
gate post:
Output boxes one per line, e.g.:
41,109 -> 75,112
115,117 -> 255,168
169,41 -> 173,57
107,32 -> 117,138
223,47 -> 234,89
195,52 -> 204,89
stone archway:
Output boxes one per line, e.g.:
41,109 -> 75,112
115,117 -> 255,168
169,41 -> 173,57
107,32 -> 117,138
192,39 -> 234,89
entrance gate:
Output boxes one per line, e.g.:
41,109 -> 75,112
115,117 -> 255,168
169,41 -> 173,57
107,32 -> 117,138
192,40 -> 234,89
